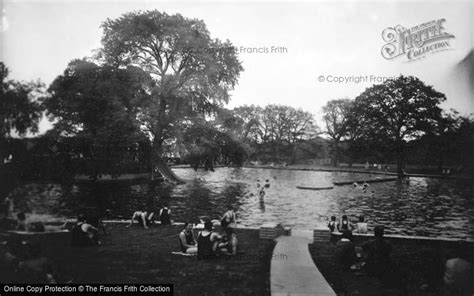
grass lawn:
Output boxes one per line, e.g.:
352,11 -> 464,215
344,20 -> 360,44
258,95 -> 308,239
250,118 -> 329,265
309,236 -> 474,296
1,224 -> 275,296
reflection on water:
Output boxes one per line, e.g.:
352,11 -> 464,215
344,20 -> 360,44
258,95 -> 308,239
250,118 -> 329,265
11,167 -> 474,239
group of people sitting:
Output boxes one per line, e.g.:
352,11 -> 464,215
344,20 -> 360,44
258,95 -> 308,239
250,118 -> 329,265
328,215 -> 473,295
178,209 -> 238,259
328,215 -> 368,235
328,215 -> 392,276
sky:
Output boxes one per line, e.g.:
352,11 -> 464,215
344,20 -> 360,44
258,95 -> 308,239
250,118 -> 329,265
1,0 -> 473,132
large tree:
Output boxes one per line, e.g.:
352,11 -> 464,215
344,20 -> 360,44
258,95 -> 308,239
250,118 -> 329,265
354,75 -> 446,177
98,10 -> 243,174
322,98 -> 352,166
43,60 -> 152,177
1,62 -> 44,197
1,62 -> 44,139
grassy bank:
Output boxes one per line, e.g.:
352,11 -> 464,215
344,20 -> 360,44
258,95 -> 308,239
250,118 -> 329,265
309,236 -> 474,296
1,225 -> 275,296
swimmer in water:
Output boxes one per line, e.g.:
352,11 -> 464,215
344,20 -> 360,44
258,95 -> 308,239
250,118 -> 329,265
352,182 -> 358,188
362,181 -> 369,192
264,180 -> 270,188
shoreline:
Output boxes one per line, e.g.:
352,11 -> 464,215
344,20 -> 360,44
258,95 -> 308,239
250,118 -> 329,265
4,220 -> 473,243
170,164 -> 474,180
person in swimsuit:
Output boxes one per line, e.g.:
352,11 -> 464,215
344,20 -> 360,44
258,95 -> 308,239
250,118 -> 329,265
355,216 -> 368,234
126,211 -> 154,229
72,214 -> 101,246
159,207 -> 171,225
337,215 -> 353,232
179,222 -> 198,254
197,221 -> 222,259
264,179 -> 270,188
328,216 -> 337,233
258,187 -> 266,198
362,181 -> 370,192
220,208 -> 236,229
218,227 -> 238,256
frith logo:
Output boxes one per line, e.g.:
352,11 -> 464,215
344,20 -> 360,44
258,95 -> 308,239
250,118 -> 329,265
381,19 -> 455,62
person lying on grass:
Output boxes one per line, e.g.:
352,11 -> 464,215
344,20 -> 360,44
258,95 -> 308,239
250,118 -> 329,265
179,222 -> 198,254
126,211 -> 154,229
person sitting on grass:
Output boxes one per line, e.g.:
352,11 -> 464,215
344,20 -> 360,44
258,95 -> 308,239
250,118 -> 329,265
335,230 -> 357,271
217,227 -> 238,256
159,206 -> 171,225
72,214 -> 101,246
361,225 -> 392,276
355,215 -> 368,234
197,221 -> 222,259
337,215 -> 354,232
179,222 -> 198,254
126,210 -> 154,229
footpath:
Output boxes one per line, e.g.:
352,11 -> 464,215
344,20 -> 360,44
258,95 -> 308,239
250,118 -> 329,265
270,230 -> 336,296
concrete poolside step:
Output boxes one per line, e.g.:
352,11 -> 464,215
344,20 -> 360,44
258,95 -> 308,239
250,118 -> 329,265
271,236 -> 336,296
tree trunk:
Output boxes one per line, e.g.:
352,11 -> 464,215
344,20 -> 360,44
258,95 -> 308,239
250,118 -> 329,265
150,137 -> 163,180
333,141 -> 340,167
396,147 -> 404,179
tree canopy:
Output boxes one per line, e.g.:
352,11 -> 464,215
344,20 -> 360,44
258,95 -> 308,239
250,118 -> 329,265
1,62 -> 44,139
43,60 -> 152,177
322,98 -> 353,165
353,75 -> 446,176
99,10 -> 243,158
